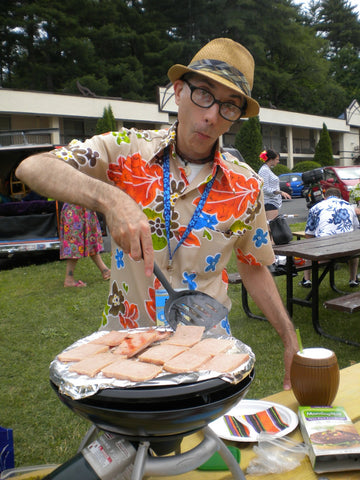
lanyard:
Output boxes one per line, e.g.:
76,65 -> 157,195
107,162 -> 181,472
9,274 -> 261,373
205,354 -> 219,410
163,148 -> 218,270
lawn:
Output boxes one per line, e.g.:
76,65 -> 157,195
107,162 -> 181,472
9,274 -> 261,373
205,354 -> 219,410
1,233 -> 360,468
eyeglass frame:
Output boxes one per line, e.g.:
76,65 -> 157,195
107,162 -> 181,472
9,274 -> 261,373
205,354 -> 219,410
181,78 -> 247,122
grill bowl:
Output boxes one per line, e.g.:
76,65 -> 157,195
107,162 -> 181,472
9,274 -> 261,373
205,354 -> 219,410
51,369 -> 254,441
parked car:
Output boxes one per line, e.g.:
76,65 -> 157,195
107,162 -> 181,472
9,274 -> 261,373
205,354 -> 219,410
302,166 -> 360,208
320,166 -> 360,202
278,173 -> 304,197
0,145 -> 61,258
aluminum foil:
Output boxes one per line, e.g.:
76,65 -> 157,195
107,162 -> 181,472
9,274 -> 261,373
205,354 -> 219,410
49,327 -> 255,400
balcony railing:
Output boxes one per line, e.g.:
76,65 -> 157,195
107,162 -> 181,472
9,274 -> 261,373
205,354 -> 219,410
0,129 -> 59,147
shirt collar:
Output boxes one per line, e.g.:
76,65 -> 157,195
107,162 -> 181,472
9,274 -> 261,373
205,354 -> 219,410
150,121 -> 252,191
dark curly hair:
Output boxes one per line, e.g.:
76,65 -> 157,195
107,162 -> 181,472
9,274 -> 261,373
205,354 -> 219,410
265,149 -> 278,161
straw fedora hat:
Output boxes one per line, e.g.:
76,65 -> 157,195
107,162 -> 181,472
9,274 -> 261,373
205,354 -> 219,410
167,38 -> 259,118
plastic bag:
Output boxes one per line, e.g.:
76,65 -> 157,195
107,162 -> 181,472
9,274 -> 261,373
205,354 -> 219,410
246,433 -> 309,475
0,426 -> 14,473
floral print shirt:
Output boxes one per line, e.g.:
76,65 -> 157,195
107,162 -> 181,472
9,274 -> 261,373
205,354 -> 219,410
53,123 -> 275,333
305,196 -> 359,237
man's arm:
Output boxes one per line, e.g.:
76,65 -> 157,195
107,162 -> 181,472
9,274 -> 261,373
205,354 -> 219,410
237,262 -> 299,390
16,153 -> 154,276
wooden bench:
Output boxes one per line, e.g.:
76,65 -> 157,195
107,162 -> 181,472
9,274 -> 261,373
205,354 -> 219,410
324,291 -> 360,313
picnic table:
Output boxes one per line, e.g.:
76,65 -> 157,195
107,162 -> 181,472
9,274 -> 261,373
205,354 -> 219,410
145,362 -> 360,479
272,229 -> 360,346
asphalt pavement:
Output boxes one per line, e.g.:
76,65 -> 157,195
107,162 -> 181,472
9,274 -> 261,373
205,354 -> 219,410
280,196 -> 308,224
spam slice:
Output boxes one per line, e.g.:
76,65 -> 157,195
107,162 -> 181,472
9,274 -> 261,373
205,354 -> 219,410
90,330 -> 129,346
68,352 -> 118,377
102,358 -> 162,382
163,325 -> 205,347
190,338 -> 234,355
57,343 -> 109,362
138,344 -> 188,365
201,353 -> 250,373
112,330 -> 158,357
163,350 -> 211,373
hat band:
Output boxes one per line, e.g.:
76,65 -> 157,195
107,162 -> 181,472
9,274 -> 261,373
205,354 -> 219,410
188,59 -> 251,97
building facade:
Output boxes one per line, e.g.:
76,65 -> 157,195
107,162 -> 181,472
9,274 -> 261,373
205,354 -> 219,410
1,86 -> 360,169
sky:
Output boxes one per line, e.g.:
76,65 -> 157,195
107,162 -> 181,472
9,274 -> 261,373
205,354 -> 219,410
292,0 -> 360,16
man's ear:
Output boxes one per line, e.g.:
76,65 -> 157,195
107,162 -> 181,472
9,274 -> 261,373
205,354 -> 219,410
173,80 -> 185,106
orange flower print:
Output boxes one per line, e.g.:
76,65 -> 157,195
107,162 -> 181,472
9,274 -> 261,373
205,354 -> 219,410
174,227 -> 201,247
201,172 -> 260,222
235,248 -> 262,266
119,300 -> 139,329
107,153 -> 163,206
145,287 -> 156,323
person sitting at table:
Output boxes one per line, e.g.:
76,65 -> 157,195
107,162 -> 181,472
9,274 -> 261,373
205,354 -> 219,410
300,187 -> 360,288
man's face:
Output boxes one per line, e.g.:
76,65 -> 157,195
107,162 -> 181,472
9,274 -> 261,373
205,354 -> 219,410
173,75 -> 244,160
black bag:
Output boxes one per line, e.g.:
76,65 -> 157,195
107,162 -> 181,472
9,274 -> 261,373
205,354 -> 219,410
269,215 -> 293,245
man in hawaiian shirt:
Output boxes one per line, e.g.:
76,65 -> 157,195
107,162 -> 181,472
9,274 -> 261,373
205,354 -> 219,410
300,187 -> 360,288
16,38 -> 298,389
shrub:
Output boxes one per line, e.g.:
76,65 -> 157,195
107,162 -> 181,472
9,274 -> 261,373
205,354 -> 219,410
235,116 -> 263,171
313,123 -> 335,166
293,161 -> 322,172
273,164 -> 291,175
95,105 -> 116,135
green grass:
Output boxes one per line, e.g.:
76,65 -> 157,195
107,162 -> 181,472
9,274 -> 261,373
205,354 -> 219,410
1,233 -> 360,468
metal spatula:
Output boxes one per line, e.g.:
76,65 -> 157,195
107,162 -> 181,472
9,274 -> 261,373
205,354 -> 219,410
153,262 -> 228,331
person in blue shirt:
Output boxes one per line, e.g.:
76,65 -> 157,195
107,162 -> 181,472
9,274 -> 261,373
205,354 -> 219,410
300,187 -> 360,288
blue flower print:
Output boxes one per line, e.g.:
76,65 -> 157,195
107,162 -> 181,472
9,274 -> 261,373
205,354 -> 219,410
253,228 -> 268,248
220,317 -> 231,335
331,208 -> 351,228
115,248 -> 125,270
194,211 -> 218,230
182,272 -> 197,290
306,210 -> 320,232
205,253 -> 221,272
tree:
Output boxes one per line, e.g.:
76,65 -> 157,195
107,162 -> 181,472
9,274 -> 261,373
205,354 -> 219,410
95,106 -> 116,135
313,123 -> 334,166
0,0 -> 359,117
316,0 -> 360,55
235,117 -> 263,171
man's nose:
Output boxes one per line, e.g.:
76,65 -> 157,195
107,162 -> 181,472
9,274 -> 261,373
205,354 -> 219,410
203,103 -> 220,123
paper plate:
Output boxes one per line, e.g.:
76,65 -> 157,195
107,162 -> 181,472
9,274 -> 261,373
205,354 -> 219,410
208,399 -> 298,442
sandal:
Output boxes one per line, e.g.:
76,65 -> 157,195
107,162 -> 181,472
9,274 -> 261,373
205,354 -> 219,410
64,280 -> 87,288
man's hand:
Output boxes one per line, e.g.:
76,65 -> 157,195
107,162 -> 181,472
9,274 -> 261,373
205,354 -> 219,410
104,192 -> 154,276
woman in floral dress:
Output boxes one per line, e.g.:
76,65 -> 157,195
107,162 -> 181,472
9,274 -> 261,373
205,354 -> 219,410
60,203 -> 110,287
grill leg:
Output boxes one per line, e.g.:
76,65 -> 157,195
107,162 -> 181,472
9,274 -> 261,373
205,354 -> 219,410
77,424 -> 100,452
131,441 -> 150,480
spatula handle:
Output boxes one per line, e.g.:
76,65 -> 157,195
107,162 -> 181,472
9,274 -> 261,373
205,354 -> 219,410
153,262 -> 176,296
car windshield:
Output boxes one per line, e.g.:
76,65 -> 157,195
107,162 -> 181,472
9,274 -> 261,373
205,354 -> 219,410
335,167 -> 360,180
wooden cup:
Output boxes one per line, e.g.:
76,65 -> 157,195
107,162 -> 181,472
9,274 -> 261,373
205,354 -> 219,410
290,348 -> 340,406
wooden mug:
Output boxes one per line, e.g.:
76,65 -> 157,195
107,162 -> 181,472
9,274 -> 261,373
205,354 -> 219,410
290,348 -> 340,406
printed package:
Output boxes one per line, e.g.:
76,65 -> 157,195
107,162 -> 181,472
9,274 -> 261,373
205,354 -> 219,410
298,406 -> 360,473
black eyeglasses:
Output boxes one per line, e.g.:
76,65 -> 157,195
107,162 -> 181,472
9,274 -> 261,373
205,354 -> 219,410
182,79 -> 245,122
